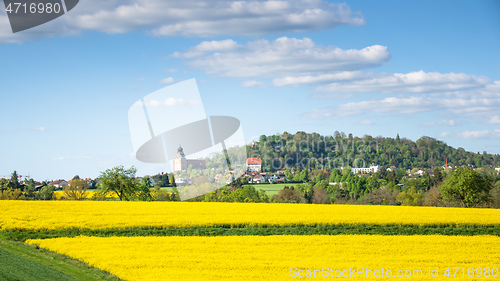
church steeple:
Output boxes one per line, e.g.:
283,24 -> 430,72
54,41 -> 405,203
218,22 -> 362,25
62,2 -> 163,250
173,145 -> 187,172
176,145 -> 186,158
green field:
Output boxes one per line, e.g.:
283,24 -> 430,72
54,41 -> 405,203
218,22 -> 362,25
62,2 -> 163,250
6,225 -> 500,242
0,234 -> 120,281
160,183 -> 289,196
247,183 -> 290,196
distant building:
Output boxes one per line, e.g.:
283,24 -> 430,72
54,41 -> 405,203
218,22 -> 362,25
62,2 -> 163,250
252,174 -> 266,183
49,180 -> 68,188
175,177 -> 190,185
351,165 -> 380,174
414,170 -> 434,176
387,166 -> 398,171
247,157 -> 262,172
173,146 -> 206,172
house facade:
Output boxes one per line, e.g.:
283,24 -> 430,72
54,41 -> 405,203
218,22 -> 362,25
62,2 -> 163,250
49,180 -> 68,188
247,157 -> 262,172
351,165 -> 380,174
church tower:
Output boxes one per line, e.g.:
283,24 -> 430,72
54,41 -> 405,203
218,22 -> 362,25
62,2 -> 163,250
173,145 -> 187,172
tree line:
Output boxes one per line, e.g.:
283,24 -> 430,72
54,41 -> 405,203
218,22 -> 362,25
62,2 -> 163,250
1,165 -> 500,208
201,166 -> 500,208
249,132 -> 499,172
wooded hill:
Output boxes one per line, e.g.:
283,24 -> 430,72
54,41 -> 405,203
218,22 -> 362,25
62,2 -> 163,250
247,131 -> 500,172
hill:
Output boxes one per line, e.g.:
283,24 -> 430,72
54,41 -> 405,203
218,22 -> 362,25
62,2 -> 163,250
247,132 -> 500,172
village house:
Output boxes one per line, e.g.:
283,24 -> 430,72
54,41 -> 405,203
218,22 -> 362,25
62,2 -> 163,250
49,179 -> 68,189
351,165 -> 380,174
247,158 -> 262,172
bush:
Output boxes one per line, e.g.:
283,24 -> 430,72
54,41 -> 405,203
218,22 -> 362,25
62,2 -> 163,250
271,186 -> 305,203
311,187 -> 330,204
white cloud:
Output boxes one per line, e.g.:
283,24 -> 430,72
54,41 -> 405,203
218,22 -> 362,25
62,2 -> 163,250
456,130 -> 500,139
313,70 -> 490,96
172,39 -> 241,58
273,71 -> 368,86
421,120 -> 458,127
438,131 -> 452,138
159,77 -> 175,84
303,96 -> 432,119
173,37 -> 390,78
135,77 -> 145,81
302,91 -> 500,120
0,0 -> 364,44
36,127 -> 47,132
165,68 -> 178,73
240,80 -> 267,87
489,116 -> 500,124
355,119 -> 373,125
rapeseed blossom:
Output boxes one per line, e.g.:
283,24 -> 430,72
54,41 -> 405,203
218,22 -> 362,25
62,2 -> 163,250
2,201 -> 500,230
27,235 -> 500,281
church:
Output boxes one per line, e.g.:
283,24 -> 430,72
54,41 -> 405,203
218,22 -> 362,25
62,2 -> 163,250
172,146 -> 207,172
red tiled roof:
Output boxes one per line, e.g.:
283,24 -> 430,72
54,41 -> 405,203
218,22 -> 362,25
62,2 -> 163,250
50,180 -> 66,185
247,157 -> 262,165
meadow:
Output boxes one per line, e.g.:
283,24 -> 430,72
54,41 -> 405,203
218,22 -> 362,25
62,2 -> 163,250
248,183 -> 288,196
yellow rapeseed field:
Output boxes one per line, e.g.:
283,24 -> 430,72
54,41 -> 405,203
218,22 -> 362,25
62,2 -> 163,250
27,235 -> 500,280
3,201 -> 500,231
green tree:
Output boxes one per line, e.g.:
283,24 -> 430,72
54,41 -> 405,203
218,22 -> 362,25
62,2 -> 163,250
8,171 -> 20,190
397,186 -> 423,206
0,178 -> 9,193
0,188 -> 23,200
151,186 -> 175,201
170,173 -> 177,187
98,166 -> 140,201
141,176 -> 153,188
133,182 -> 153,201
36,185 -> 55,200
311,186 -> 330,204
63,178 -> 89,200
439,167 -> 493,207
24,178 -> 36,199
271,186 -> 304,203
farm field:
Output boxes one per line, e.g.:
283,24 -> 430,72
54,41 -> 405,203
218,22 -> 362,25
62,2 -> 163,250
3,201 -> 500,280
0,234 -> 119,280
3,201 -> 500,232
27,235 -> 500,281
248,183 -> 289,196
154,183 -> 285,196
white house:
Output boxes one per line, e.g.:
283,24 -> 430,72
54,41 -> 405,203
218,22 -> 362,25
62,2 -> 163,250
268,175 -> 280,183
175,177 -> 191,185
351,165 -> 380,174
252,175 -> 266,183
49,180 -> 68,188
247,158 -> 262,172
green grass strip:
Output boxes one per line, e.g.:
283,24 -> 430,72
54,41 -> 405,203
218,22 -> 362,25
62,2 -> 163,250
4,225 -> 500,241
0,247 -> 79,281
0,234 -> 121,280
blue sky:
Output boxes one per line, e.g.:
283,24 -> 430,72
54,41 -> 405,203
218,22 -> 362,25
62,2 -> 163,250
0,0 -> 499,181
